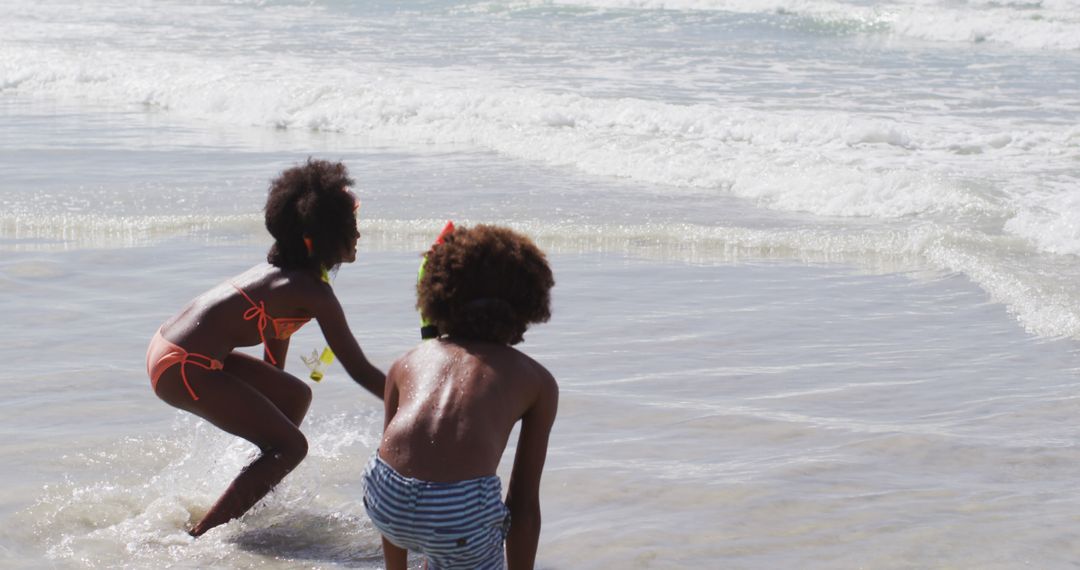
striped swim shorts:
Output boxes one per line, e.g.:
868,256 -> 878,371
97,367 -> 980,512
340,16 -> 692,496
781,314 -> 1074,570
362,453 -> 511,570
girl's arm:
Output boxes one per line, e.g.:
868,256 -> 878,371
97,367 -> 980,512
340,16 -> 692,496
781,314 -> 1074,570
313,288 -> 386,399
504,367 -> 559,570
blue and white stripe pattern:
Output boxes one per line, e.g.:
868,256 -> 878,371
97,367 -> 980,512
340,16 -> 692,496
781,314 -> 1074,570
363,454 -> 511,570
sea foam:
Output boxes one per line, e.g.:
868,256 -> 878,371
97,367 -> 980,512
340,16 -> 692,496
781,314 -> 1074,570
4,44 -> 1073,227
512,0 -> 1080,51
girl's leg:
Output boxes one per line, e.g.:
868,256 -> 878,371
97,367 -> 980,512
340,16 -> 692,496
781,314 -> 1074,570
221,352 -> 312,426
154,363 -> 310,537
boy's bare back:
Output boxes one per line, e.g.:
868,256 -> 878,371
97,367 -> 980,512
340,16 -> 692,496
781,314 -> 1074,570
379,338 -> 557,482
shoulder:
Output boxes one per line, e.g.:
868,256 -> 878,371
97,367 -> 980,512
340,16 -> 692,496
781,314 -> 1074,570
512,348 -> 556,384
388,345 -> 420,374
272,267 -> 336,307
504,347 -> 558,405
387,342 -> 431,377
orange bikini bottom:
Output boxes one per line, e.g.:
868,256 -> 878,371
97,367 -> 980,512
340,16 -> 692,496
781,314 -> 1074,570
146,328 -> 224,401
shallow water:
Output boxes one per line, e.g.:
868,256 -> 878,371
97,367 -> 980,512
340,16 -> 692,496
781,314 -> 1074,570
5,243 -> 1080,568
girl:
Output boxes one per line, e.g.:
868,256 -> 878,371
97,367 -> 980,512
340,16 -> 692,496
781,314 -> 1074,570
146,158 -> 385,537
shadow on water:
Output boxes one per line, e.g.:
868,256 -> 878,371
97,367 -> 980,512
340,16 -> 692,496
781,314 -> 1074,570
228,509 -> 384,568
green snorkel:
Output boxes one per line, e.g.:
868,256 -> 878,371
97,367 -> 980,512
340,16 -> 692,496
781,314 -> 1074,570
419,221 -> 455,339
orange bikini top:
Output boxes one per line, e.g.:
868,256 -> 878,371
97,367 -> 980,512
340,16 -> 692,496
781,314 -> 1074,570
232,283 -> 311,365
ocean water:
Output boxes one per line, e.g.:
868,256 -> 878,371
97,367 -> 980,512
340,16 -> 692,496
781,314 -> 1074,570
2,0 -> 1080,568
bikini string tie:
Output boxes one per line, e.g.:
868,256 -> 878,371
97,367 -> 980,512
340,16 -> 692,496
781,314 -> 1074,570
180,354 -> 224,401
241,300 -> 278,366
232,283 -> 280,366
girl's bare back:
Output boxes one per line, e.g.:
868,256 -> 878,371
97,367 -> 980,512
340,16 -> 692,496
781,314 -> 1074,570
160,263 -> 326,362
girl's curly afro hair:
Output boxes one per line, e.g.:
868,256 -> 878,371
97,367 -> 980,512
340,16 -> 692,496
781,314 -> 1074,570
264,158 -> 358,272
417,224 -> 554,345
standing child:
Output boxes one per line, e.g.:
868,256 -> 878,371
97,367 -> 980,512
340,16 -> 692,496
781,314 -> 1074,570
363,224 -> 558,570
146,158 -> 385,537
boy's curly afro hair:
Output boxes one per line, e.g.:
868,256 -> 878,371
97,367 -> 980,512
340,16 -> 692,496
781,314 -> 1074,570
417,224 -> 554,345
264,158 -> 358,272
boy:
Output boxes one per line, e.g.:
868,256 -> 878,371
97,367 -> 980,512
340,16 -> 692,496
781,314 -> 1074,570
363,224 -> 558,570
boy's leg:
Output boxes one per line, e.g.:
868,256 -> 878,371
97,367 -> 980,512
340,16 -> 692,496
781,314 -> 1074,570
383,536 -> 409,570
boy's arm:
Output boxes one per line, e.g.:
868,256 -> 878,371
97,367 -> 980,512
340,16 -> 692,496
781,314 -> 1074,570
505,370 -> 559,570
383,358 -> 403,430
376,361 -> 406,568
